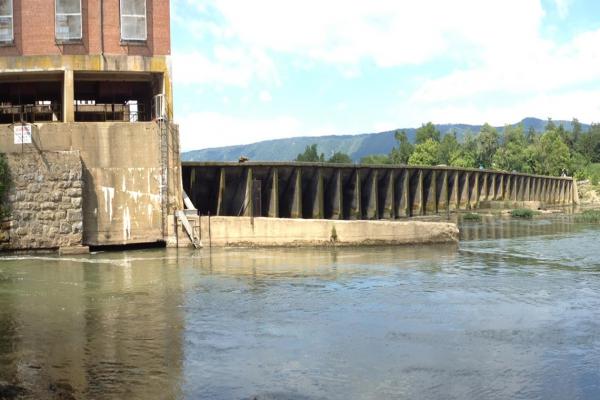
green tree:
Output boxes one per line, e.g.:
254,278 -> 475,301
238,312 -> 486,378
389,130 -> 414,164
295,144 -> 324,162
327,151 -> 353,164
408,139 -> 440,166
476,123 -> 499,168
360,154 -> 391,165
531,129 -> 571,176
493,125 -> 528,172
438,132 -> 460,165
415,122 -> 440,144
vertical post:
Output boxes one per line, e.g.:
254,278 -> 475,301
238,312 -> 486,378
290,168 -> 303,218
498,174 -> 505,201
396,169 -> 410,217
241,168 -> 253,217
330,169 -> 343,220
471,172 -> 480,209
437,170 -> 449,212
382,170 -> 395,219
216,168 -> 226,215
413,170 -> 425,216
267,168 -> 279,218
311,168 -> 324,219
63,69 -> 75,123
364,170 -> 378,219
425,170 -> 437,214
349,169 -> 361,220
452,171 -> 460,210
462,172 -> 471,210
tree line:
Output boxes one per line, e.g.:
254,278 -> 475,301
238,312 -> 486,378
295,119 -> 600,180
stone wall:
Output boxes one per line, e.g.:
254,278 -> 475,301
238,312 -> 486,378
0,151 -> 83,250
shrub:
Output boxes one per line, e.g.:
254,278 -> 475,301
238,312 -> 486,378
463,212 -> 482,221
575,209 -> 600,223
510,208 -> 536,219
0,154 -> 9,217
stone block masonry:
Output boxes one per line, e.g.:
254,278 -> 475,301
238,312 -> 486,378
0,151 -> 83,250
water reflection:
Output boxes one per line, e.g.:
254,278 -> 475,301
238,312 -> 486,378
0,216 -> 599,399
0,255 -> 184,399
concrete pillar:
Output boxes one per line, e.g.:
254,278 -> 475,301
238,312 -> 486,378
573,180 -> 580,205
489,173 -> 496,201
267,168 -> 279,218
451,171 -> 460,210
364,170 -> 378,219
239,168 -> 253,217
503,175 -> 510,201
498,174 -> 505,201
329,170 -> 343,220
290,168 -> 303,218
471,172 -> 480,209
481,173 -> 489,201
412,170 -> 425,216
437,170 -> 449,212
425,170 -> 437,214
396,169 -> 410,217
512,176 -> 518,202
381,170 -> 395,219
309,169 -> 324,219
63,69 -> 75,123
461,172 -> 471,210
348,170 -> 361,220
216,168 -> 226,215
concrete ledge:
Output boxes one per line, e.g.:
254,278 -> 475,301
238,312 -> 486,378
58,246 -> 90,255
198,217 -> 459,248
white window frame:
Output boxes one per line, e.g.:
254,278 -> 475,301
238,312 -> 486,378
120,0 -> 147,42
0,0 -> 13,43
55,0 -> 83,41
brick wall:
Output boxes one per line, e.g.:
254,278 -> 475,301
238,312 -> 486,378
0,0 -> 170,57
0,151 -> 84,250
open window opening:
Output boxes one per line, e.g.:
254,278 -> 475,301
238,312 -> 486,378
0,73 -> 63,124
74,72 -> 163,122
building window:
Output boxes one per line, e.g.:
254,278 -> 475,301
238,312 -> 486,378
0,0 -> 13,43
120,0 -> 147,41
55,0 -> 82,41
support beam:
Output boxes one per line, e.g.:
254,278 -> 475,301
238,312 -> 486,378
290,168 -> 303,218
309,169 -> 325,219
63,69 -> 75,123
348,170 -> 361,220
381,170 -> 395,219
363,170 -> 378,219
216,168 -> 226,215
329,170 -> 343,220
267,168 -> 279,218
396,169 -> 410,218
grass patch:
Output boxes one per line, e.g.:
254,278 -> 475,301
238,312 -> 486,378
510,208 -> 537,219
575,209 -> 600,223
462,212 -> 482,221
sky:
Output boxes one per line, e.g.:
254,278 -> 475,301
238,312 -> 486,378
170,0 -> 600,151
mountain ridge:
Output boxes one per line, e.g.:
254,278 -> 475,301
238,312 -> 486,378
182,117 -> 590,163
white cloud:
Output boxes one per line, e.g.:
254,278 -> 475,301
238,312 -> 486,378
172,47 -> 278,87
554,0 -> 573,19
178,112 -> 305,150
259,90 -> 272,102
192,0 -> 544,68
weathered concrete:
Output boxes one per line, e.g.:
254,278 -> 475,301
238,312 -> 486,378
183,162 -> 574,220
1,122 -> 182,247
0,151 -> 83,250
193,216 -> 459,248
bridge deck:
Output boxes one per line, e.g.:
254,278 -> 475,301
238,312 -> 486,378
181,162 -> 574,219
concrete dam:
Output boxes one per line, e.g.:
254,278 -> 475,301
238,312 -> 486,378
182,162 -> 575,220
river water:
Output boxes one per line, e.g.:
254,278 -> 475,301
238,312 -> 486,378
0,216 -> 599,399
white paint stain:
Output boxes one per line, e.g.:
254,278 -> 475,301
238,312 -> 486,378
122,176 -> 126,192
101,186 -> 115,221
123,206 -> 131,240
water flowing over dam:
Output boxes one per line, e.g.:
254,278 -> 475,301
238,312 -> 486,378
182,162 -> 575,219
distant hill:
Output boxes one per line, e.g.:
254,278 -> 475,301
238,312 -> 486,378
181,118 -> 589,163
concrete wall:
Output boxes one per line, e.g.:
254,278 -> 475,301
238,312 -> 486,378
183,163 -> 576,220
189,216 -> 459,248
1,122 -> 182,246
0,151 -> 83,250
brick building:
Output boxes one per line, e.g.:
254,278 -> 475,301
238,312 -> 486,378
0,0 -> 184,249
0,0 -> 173,123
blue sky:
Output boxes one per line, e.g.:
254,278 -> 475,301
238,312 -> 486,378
170,0 -> 600,151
